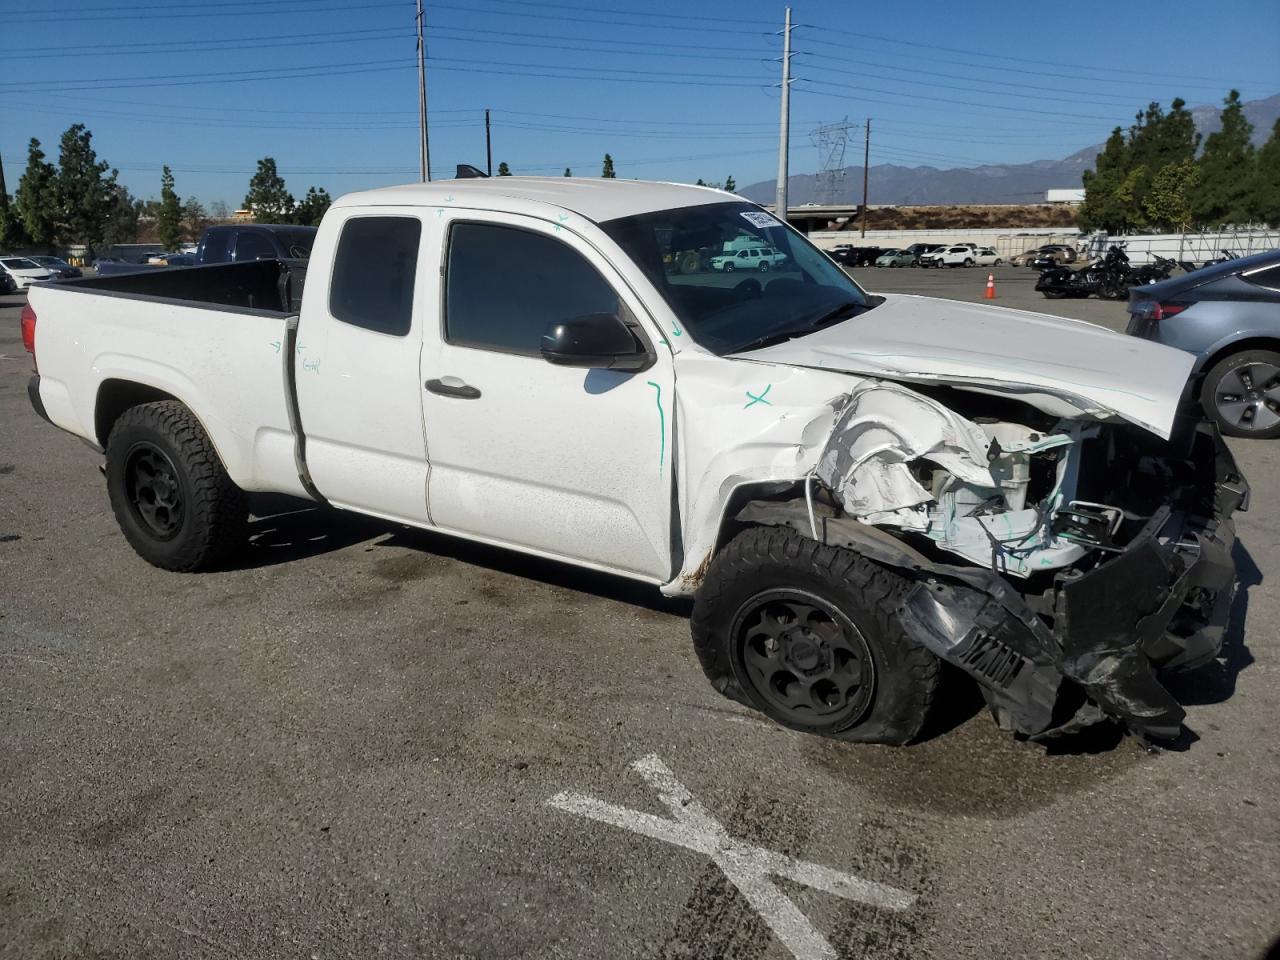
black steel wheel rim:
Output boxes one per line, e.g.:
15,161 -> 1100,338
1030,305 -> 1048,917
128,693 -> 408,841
1216,361 -> 1280,432
731,588 -> 875,725
124,442 -> 185,540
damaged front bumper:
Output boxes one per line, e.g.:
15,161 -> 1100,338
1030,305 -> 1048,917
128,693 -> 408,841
741,421 -> 1248,743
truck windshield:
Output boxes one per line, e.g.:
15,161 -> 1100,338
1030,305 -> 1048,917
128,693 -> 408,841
600,202 -> 871,355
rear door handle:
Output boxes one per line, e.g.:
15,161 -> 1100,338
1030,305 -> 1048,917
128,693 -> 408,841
425,377 -> 481,400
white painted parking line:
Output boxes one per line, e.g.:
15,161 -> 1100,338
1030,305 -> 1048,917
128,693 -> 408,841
547,754 -> 915,960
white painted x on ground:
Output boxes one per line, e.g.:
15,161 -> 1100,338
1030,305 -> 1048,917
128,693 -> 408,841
547,754 -> 916,960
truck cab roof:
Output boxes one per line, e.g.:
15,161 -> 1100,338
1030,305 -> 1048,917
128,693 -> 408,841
334,177 -> 735,225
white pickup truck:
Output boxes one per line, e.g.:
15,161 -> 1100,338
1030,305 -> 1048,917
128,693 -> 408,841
24,178 -> 1247,747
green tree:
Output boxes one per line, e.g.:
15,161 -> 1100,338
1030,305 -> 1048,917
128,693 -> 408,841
1193,90 -> 1256,227
244,157 -> 294,221
1251,119 -> 1280,227
102,183 -> 140,247
1144,159 -> 1200,232
1124,99 -> 1200,217
0,153 -> 27,249
14,138 -> 59,250
156,166 -> 183,251
55,124 -> 117,253
1078,128 -> 1139,233
724,175 -> 736,193
293,186 -> 332,227
601,153 -> 616,178
563,167 -> 572,176
182,197 -> 208,243
497,161 -> 511,176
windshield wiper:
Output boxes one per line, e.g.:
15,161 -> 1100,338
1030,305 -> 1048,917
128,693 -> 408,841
731,301 -> 863,354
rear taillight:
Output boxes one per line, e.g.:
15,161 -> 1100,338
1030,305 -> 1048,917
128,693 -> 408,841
20,302 -> 37,371
1152,302 -> 1188,320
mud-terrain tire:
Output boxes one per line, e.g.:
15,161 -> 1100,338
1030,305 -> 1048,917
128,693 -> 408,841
1201,348 -> 1280,439
691,526 -> 940,745
105,401 -> 248,571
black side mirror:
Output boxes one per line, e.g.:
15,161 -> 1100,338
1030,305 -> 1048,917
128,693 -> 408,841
540,313 -> 653,371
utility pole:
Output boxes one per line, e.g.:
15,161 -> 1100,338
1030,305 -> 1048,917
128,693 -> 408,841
415,0 -> 431,182
773,6 -> 792,221
485,109 -> 492,177
860,118 -> 870,237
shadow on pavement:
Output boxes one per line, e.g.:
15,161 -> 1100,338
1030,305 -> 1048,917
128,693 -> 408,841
235,494 -> 691,616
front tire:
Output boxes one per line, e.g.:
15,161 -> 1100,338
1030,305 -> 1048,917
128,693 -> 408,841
105,400 -> 248,571
1201,349 -> 1280,439
691,527 -> 940,745
723,262 -> 736,273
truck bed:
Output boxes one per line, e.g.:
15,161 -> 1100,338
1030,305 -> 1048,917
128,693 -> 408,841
68,259 -> 307,315
28,260 -> 311,498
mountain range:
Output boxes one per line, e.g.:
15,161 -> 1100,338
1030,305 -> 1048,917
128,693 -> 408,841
740,93 -> 1280,207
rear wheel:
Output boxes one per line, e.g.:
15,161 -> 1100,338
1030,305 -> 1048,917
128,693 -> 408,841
105,401 -> 248,571
691,527 -> 940,744
1201,349 -> 1280,439
758,261 -> 770,272
963,258 -> 974,267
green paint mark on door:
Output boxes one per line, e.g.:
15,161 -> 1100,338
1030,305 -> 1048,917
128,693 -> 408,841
646,381 -> 665,470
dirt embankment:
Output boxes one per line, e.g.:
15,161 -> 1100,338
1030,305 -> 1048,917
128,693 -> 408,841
834,204 -> 1078,231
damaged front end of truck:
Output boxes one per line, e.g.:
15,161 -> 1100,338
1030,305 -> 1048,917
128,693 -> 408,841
735,380 -> 1248,744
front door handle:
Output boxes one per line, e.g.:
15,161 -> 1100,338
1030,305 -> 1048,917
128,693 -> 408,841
425,377 -> 481,400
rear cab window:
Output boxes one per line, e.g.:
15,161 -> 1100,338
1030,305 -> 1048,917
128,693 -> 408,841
233,231 -> 275,262
329,216 -> 422,336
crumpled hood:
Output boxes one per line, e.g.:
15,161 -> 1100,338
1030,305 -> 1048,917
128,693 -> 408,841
729,293 -> 1195,439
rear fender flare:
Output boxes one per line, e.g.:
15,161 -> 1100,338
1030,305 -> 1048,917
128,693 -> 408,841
90,360 -> 250,488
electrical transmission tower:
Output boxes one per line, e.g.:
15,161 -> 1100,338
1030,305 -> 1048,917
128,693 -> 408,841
810,119 -> 855,205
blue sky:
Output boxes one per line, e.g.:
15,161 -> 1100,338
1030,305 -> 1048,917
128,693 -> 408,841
1,0 -> 1277,209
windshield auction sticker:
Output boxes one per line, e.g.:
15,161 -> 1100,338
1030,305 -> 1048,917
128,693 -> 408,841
740,211 -> 781,229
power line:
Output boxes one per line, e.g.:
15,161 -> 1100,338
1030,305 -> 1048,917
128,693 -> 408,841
801,79 -> 1120,125
806,24 -> 1277,88
802,37 -> 1251,97
800,53 -> 1200,108
4,1 -> 400,23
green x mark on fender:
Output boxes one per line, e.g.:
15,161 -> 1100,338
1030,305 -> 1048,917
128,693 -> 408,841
745,384 -> 773,408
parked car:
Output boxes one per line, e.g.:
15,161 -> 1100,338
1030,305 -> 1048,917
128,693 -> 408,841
828,246 -> 883,267
708,245 -> 787,272
196,224 -> 316,264
24,181 -> 1244,749
0,257 -> 57,289
161,254 -> 196,267
903,243 -> 944,261
27,256 -> 83,279
920,245 -> 979,268
874,249 -> 917,267
1126,249 -> 1280,438
971,247 -> 1003,267
1029,245 -> 1078,270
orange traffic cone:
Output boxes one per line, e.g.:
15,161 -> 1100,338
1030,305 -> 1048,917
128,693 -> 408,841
984,273 -> 996,299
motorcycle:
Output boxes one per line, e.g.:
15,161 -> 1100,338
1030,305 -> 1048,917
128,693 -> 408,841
1036,244 -> 1132,299
1127,255 -> 1179,287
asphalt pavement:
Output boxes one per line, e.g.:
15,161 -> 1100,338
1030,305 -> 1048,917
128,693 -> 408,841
1,270 -> 1277,960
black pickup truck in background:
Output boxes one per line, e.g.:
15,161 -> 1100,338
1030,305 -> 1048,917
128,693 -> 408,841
196,224 -> 316,265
